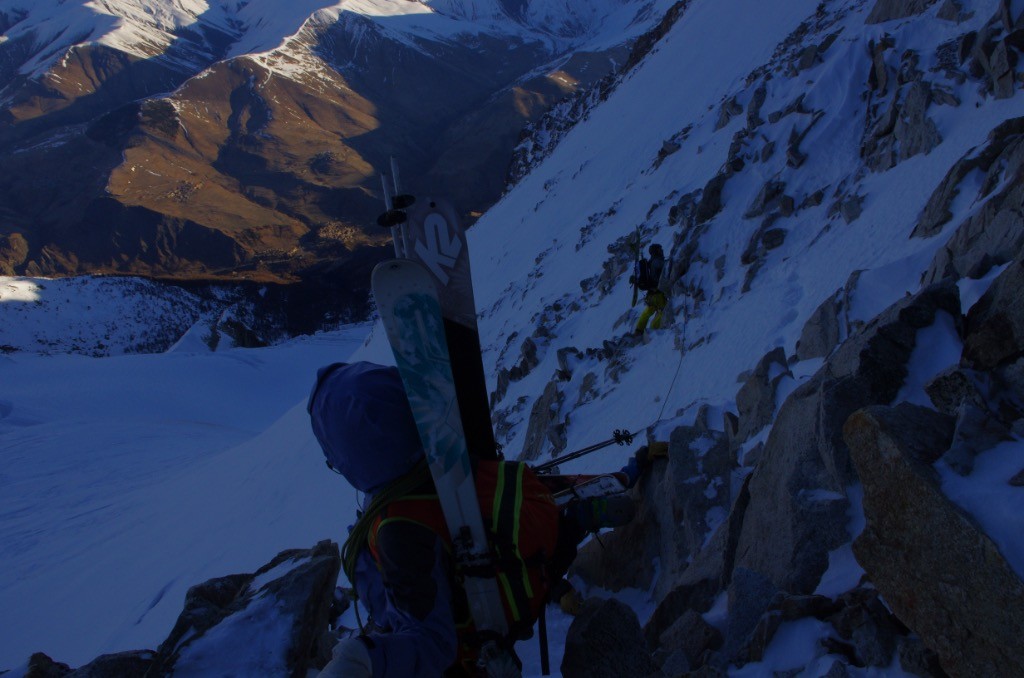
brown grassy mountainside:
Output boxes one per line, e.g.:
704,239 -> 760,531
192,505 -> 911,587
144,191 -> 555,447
0,9 -> 626,287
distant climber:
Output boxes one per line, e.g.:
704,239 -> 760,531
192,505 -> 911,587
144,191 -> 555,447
632,243 -> 667,334
307,361 -> 647,678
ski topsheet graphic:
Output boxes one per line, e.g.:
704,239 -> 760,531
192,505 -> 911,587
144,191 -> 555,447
402,198 -> 475,327
401,197 -> 498,461
372,258 -> 510,644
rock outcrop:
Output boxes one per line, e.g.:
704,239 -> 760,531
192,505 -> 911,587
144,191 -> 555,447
19,541 -> 343,677
572,278 -> 984,673
561,598 -> 659,678
846,405 -> 1024,676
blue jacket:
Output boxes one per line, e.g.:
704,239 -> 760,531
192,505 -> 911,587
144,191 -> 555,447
309,362 -> 459,676
354,520 -> 459,677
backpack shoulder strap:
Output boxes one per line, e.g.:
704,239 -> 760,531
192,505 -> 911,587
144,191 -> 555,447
368,494 -> 450,563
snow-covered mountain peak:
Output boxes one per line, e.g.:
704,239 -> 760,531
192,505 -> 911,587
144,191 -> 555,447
0,0 -> 659,81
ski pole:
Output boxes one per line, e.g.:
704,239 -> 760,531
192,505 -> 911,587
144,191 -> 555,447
532,429 -> 635,474
389,157 -> 411,257
380,173 -> 401,257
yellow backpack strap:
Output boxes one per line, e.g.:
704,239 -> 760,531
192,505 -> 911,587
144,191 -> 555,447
491,462 -> 534,625
367,494 -> 448,563
340,461 -> 431,588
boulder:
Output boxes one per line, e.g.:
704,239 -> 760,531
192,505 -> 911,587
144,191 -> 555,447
22,652 -> 71,676
519,380 -> 566,460
738,610 -> 784,664
845,405 -> 1024,677
23,542 -> 344,677
561,598 -> 659,678
936,0 -> 964,21
796,292 -> 842,361
735,347 -> 791,442
656,608 -> 723,668
996,356 -> 1024,413
747,84 -> 767,129
923,119 -> 1024,280
724,568 -> 778,662
786,111 -> 827,170
838,194 -> 865,224
696,173 -> 729,225
513,336 -> 541,378
942,401 -> 1013,475
895,82 -> 942,161
660,139 -> 682,159
989,39 -> 1018,99
826,587 -> 902,668
868,37 -> 893,94
924,366 -> 991,415
156,541 -> 341,677
963,259 -> 1024,370
732,282 -> 962,595
571,423 -> 731,600
863,68 -> 942,172
796,44 -> 821,71
643,577 -> 723,650
715,96 -> 744,131
744,181 -> 788,219
490,367 -> 511,408
915,118 -> 1024,240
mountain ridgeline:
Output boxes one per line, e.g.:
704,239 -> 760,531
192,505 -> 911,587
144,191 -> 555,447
0,0 -> 674,295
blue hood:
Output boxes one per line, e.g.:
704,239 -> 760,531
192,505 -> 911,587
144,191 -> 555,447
307,362 -> 424,493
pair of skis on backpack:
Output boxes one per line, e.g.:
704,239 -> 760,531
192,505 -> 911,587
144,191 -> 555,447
371,200 -> 629,500
371,192 -> 630,675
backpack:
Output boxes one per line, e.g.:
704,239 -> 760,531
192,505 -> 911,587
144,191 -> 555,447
636,258 -> 657,291
367,461 -> 560,656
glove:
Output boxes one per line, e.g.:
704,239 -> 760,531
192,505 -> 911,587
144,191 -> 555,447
624,442 -> 670,487
319,637 -> 372,678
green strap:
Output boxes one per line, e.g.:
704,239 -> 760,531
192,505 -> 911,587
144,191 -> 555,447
492,462 -> 533,622
341,460 -> 431,601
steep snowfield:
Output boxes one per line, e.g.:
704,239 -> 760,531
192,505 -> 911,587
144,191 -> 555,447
473,0 -> 1024,466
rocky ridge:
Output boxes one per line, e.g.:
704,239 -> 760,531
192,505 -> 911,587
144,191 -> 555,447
483,0 -> 1024,674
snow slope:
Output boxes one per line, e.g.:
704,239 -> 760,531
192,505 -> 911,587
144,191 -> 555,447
0,330 -> 367,667
473,0 -> 1024,466
0,277 -> 213,355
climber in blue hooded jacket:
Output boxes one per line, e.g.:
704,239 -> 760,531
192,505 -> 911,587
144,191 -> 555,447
308,361 -> 459,678
308,361 -> 645,677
